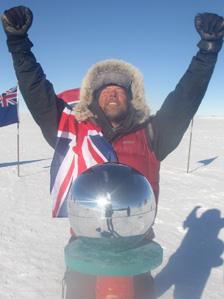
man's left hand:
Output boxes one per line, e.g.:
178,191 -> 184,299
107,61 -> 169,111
195,12 -> 224,53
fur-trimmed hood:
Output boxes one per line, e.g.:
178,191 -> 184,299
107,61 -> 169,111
73,59 -> 150,124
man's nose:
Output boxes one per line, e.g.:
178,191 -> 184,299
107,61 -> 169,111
109,89 -> 117,97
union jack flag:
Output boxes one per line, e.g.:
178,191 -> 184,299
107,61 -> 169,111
50,107 -> 117,217
0,87 -> 19,127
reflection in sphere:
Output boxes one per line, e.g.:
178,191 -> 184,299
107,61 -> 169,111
68,163 -> 156,250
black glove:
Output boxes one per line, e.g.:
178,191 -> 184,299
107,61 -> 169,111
1,6 -> 33,38
195,12 -> 224,53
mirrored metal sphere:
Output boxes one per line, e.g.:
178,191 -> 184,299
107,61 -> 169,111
68,163 -> 156,248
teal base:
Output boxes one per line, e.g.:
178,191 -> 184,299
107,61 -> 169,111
64,238 -> 163,276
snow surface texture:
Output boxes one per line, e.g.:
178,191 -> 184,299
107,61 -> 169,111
0,114 -> 223,299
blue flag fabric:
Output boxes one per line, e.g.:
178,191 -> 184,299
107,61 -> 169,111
0,87 -> 18,127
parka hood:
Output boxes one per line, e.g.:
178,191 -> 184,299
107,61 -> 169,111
73,59 -> 150,123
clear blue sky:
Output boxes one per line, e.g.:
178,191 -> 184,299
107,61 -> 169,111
0,0 -> 223,115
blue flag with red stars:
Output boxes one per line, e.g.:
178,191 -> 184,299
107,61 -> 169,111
0,87 -> 19,127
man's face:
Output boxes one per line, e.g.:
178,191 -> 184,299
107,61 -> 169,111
98,85 -> 128,126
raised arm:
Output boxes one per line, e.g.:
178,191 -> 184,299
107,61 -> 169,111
150,13 -> 224,161
1,6 -> 65,148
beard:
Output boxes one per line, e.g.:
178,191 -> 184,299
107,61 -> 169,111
104,108 -> 128,124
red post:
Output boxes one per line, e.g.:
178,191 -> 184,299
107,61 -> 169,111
96,276 -> 134,299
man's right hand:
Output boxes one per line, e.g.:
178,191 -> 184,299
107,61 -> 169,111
1,6 -> 33,37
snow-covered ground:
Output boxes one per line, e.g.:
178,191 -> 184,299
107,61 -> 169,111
0,113 -> 223,299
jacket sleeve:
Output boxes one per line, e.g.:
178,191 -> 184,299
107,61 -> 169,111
150,51 -> 218,161
6,36 -> 65,148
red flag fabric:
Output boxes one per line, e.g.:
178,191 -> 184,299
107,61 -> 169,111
57,88 -> 80,106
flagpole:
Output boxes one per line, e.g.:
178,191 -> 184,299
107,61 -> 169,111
17,121 -> 20,176
186,118 -> 194,173
17,84 -> 20,177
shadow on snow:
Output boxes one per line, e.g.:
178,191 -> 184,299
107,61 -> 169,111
189,156 -> 218,173
0,158 -> 50,168
155,206 -> 224,299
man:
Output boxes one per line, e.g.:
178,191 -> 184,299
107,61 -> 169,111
1,6 -> 224,299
